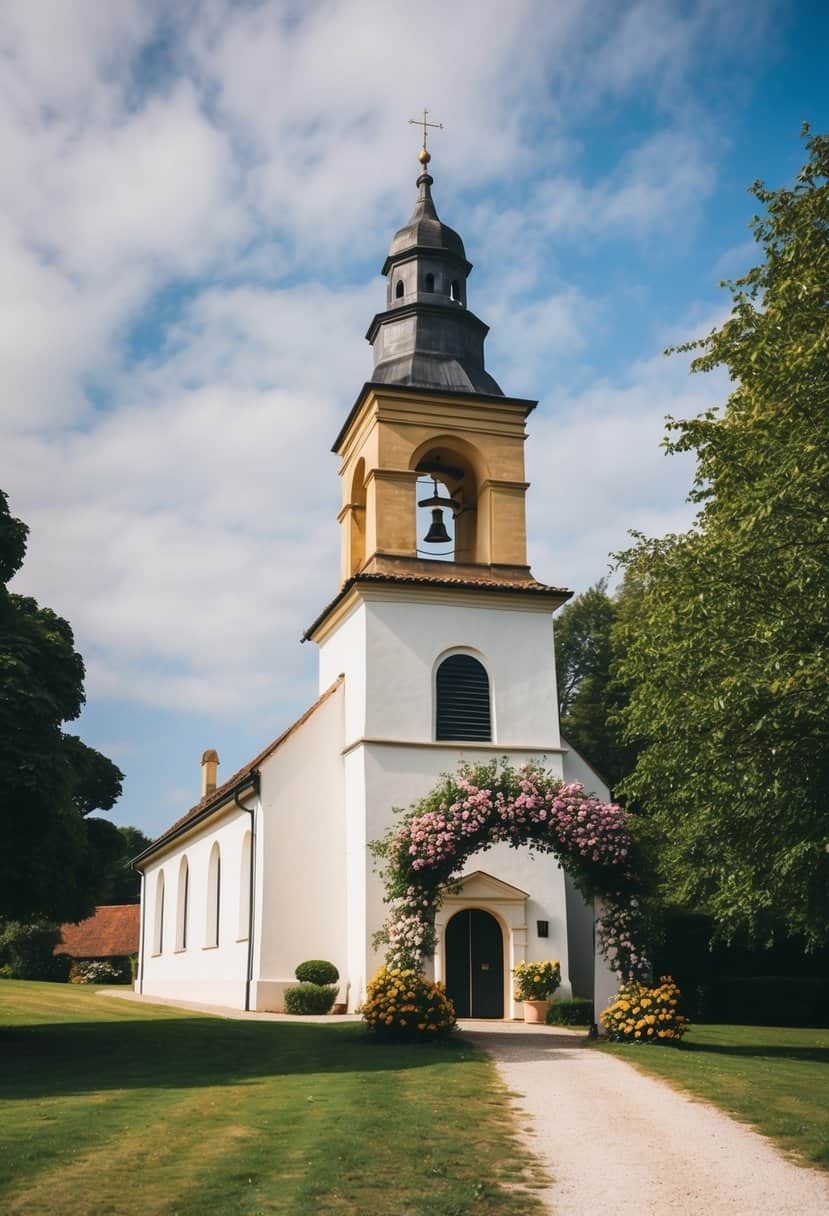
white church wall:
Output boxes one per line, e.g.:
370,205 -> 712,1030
360,596 -> 562,748
561,739 -> 622,1018
342,746 -> 368,1014
354,740 -> 572,1013
252,681 -> 347,1012
317,601 -> 366,744
140,805 -> 251,1008
561,739 -> 611,801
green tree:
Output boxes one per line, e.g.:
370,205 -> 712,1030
614,128 -> 829,947
554,578 -> 637,791
0,490 -> 124,923
96,825 -> 153,904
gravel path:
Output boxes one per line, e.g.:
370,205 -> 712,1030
461,1022 -> 829,1216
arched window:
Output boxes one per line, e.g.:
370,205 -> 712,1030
238,830 -> 252,940
153,870 -> 165,955
395,279 -> 405,299
349,457 -> 366,575
450,279 -> 460,301
435,654 -> 492,741
206,842 -> 221,947
424,272 -> 435,292
176,856 -> 189,950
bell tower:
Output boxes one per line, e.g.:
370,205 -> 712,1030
330,145 -> 545,590
304,141 -> 569,720
303,140 -> 578,1015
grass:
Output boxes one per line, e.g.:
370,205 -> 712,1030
597,1022 -> 829,1169
0,982 -> 547,1216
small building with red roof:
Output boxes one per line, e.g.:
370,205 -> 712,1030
58,905 -> 140,962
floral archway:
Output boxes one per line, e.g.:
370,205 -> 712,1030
370,759 -> 649,983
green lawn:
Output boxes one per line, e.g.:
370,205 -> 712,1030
0,982 -> 546,1216
597,1022 -> 829,1169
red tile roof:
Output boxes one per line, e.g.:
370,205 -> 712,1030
58,905 -> 140,959
135,675 -> 345,865
303,570 -> 570,641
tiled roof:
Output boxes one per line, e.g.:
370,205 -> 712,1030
303,570 -> 570,641
57,905 -> 140,959
135,675 -> 345,865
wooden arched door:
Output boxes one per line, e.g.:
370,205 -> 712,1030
445,909 -> 504,1018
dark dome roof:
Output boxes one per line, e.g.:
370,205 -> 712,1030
386,172 -> 467,263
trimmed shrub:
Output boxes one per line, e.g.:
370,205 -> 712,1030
601,976 -> 689,1044
294,959 -> 339,986
546,997 -> 594,1027
362,966 -> 456,1040
284,982 -> 337,1015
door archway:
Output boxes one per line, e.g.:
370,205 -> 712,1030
445,908 -> 504,1018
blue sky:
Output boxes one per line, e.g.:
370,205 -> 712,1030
2,0 -> 826,839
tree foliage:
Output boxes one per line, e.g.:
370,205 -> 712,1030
95,825 -> 153,904
613,128 -> 829,947
554,578 -> 638,791
0,490 -> 124,923
0,919 -> 72,981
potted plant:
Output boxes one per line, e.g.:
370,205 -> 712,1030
513,960 -> 561,1023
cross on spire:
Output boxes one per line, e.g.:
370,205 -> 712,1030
408,108 -> 443,162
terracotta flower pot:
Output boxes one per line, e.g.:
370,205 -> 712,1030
522,999 -> 550,1024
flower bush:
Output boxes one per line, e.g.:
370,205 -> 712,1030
371,760 -> 650,984
513,959 -> 561,1001
601,977 -> 689,1043
69,960 -> 123,985
361,966 -> 456,1040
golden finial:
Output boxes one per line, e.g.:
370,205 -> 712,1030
408,108 -> 443,166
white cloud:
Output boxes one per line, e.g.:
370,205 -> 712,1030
527,346 -> 730,591
1,0 -> 763,731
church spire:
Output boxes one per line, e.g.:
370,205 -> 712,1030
366,140 -> 503,396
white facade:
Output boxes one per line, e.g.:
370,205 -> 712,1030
138,583 -> 617,1017
140,802 -> 252,1008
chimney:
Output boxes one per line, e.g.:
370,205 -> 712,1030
201,749 -> 219,798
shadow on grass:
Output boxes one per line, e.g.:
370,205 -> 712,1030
0,1016 -> 479,1101
674,1040 -> 829,1064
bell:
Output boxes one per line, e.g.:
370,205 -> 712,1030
423,507 -> 451,545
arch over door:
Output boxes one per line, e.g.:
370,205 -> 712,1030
445,909 -> 504,1019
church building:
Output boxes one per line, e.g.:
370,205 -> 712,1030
135,142 -> 616,1019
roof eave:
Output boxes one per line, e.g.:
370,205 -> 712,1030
381,245 -> 472,276
302,573 -> 570,644
364,301 -> 490,345
332,382 -> 538,454
132,772 -> 260,869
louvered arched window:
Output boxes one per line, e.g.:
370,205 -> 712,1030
435,653 -> 492,741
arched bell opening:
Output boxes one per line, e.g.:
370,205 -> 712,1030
348,458 -> 367,575
410,438 -> 484,565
